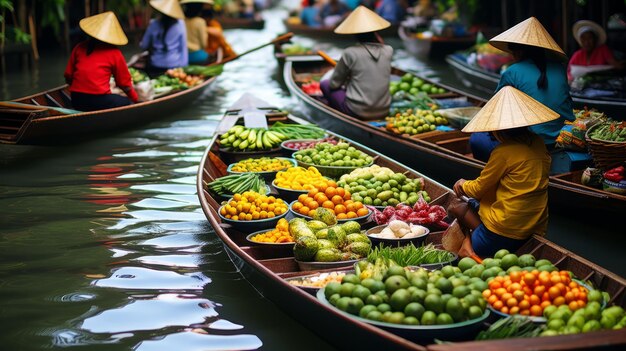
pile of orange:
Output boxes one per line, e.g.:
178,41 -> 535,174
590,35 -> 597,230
219,191 -> 288,221
291,183 -> 368,220
250,218 -> 293,243
483,270 -> 588,317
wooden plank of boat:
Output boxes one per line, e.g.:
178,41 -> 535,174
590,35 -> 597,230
197,94 -> 626,350
445,53 -> 626,119
215,15 -> 265,30
398,25 -> 475,58
283,56 -> 626,214
283,20 -> 399,38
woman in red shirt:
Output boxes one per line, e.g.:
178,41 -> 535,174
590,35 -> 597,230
64,12 -> 138,112
567,20 -> 623,81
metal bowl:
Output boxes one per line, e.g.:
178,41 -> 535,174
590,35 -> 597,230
317,288 -> 490,342
245,229 -> 295,246
226,157 -> 297,182
284,270 -> 353,295
295,259 -> 358,272
217,208 -> 289,233
365,224 -> 430,248
289,200 -> 371,224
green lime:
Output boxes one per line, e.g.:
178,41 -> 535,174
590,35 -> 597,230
445,297 -> 465,322
421,311 -> 437,325
352,285 -> 372,302
457,257 -> 478,272
424,294 -> 444,314
336,296 -> 351,312
329,293 -> 341,306
483,258 -> 501,269
324,282 -> 342,299
467,305 -> 484,320
339,282 -> 356,297
377,303 -> 391,313
385,275 -> 410,294
543,305 -> 558,319
403,316 -> 420,325
436,313 -> 454,325
387,312 -> 406,324
494,249 -> 510,260
390,289 -> 412,312
435,277 -> 453,294
537,264 -> 556,272
386,265 -> 407,279
500,254 -> 519,270
547,318 -> 565,331
452,286 -> 471,298
567,315 -> 585,330
359,305 -> 378,318
346,297 -> 364,315
410,289 -> 427,304
563,326 -> 580,334
342,273 -> 360,284
410,276 -> 428,290
518,254 -> 536,267
404,302 -> 426,319
534,259 -> 552,268
375,290 -> 389,303
470,280 -> 488,293
441,265 -> 456,278
540,330 -> 559,337
366,310 -> 383,321
601,315 -> 617,329
366,294 -> 383,306
587,289 -> 603,303
582,320 -> 601,333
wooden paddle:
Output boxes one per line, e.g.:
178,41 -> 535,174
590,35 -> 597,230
317,50 -> 337,67
209,32 -> 294,66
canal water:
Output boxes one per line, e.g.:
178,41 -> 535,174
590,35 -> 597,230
1,5 -> 624,351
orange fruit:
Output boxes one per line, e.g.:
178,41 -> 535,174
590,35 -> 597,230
502,293 -> 513,302
509,306 -> 520,315
513,290 -> 525,302
334,204 -> 346,214
482,290 -> 492,299
523,273 -> 536,287
555,283 -> 567,295
354,201 -> 364,209
335,187 -> 345,198
518,300 -> 530,310
356,207 -> 369,217
507,283 -> 522,293
520,309 -> 530,316
553,296 -> 565,306
337,213 -> 347,219
494,288 -> 507,298
324,187 -> 336,198
530,305 -> 542,317
568,301 -> 579,311
540,300 -> 551,310
308,188 -> 319,197
331,195 -> 343,204
322,201 -> 335,209
506,298 -> 518,308
489,281 -> 502,290
327,180 -> 337,188
492,300 -> 504,310
346,203 -> 356,212
510,271 -> 522,283
308,201 -> 319,210
488,295 -> 498,304
500,306 -> 509,314
343,190 -> 351,200
299,206 -> 310,216
548,286 -> 561,300
298,194 -> 308,203
533,285 -> 546,297
550,275 -> 562,286
564,291 -> 575,303
346,211 -> 357,218
529,294 -> 541,306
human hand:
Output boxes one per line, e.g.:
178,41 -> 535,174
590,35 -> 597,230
453,179 -> 466,197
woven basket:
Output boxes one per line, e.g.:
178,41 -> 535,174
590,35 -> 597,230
585,124 -> 626,170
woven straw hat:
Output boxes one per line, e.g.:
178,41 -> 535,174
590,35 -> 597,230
462,86 -> 559,133
149,0 -> 185,20
489,17 -> 566,58
572,20 -> 606,47
79,11 -> 128,46
180,0 -> 214,4
334,5 -> 391,34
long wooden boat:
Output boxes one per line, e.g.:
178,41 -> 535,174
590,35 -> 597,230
446,53 -> 626,119
197,94 -> 626,350
0,75 -> 217,145
283,56 -> 626,215
398,25 -> 475,58
284,20 -> 399,39
215,15 -> 265,30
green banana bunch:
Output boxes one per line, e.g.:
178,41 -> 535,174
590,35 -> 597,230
218,125 -> 291,151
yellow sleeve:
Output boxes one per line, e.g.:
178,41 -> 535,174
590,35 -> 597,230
462,147 -> 508,199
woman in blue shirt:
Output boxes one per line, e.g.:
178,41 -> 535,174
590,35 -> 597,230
141,0 -> 188,75
470,17 -> 574,162
300,0 -> 321,27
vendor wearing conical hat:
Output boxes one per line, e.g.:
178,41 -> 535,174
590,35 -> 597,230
181,0 -> 212,64
140,0 -> 188,73
452,86 -> 559,258
320,6 -> 393,119
568,20 -> 623,81
469,17 -> 574,162
64,11 -> 138,112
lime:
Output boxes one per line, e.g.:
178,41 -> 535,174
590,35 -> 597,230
329,293 -> 341,306
500,254 -> 519,270
435,277 -> 453,294
463,294 -> 480,309
366,310 -> 383,321
450,277 -> 465,289
587,290 -> 603,303
469,280 -> 488,293
563,325 -> 580,334
375,290 -> 389,303
540,329 -> 559,337
399,82 -> 411,91
387,311 -> 406,324
401,73 -> 413,82
446,297 -> 465,322
403,316 -> 420,325
385,275 -> 410,294
518,254 -> 536,267
457,257 -> 478,272
494,249 -> 510,260
601,315 -> 617,329
543,305 -> 558,319
567,315 -> 585,330
346,297 -> 364,315
409,87 -> 419,95
582,320 -> 601,333
324,282 -> 342,299
410,289 -> 427,304
342,273 -> 360,284
441,265 -> 456,278
602,306 -> 625,320
410,277 -> 428,290
359,304 -> 378,318
534,259 -> 552,268
377,303 -> 392,313
436,313 -> 454,325
386,265 -> 407,279
421,311 -> 437,325
404,302 -> 426,319
390,289 -> 412,311
467,305 -> 483,320
427,287 -> 443,296
547,318 -> 565,331
366,294 -> 383,306
339,282 -> 356,297
452,285 -> 471,298
537,264 -> 556,272
506,266 -> 522,274
481,267 -> 498,281
440,294 -> 453,307
352,285 -> 372,302
336,296 -> 352,312
483,258 -> 501,269
424,294 -> 444,314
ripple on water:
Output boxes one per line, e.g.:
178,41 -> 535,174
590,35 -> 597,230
92,267 -> 210,290
131,198 -> 191,209
81,294 -> 219,334
131,184 -> 197,194
138,233 -> 203,249
135,332 -> 262,351
169,176 -> 197,185
172,165 -> 199,174
134,254 -> 201,268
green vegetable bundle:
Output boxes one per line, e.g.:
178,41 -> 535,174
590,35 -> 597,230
207,173 -> 266,196
269,122 -> 325,140
475,316 -> 544,340
589,121 -> 626,142
154,75 -> 188,90
220,125 -> 288,151
366,243 -> 455,267
183,64 -> 224,77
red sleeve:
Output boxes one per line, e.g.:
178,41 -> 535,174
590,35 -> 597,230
569,50 -> 585,66
64,46 -> 78,82
112,49 -> 133,89
597,45 -> 615,64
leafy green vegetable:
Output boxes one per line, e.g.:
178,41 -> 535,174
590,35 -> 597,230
475,316 -> 544,340
366,243 -> 454,267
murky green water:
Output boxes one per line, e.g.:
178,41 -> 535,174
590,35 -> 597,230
1,5 -> 624,351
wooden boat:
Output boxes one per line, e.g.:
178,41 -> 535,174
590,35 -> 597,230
446,53 -> 626,119
398,25 -> 475,58
215,15 -> 265,30
197,94 -> 626,350
284,20 -> 399,39
283,56 -> 626,215
0,75 -> 217,145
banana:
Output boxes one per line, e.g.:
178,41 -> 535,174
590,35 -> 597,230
227,134 -> 236,143
256,130 -> 264,149
270,131 -> 288,140
247,129 -> 257,144
232,139 -> 241,148
262,133 -> 273,148
238,140 -> 249,150
265,131 -> 281,144
220,132 -> 230,139
231,125 -> 245,136
239,129 -> 250,140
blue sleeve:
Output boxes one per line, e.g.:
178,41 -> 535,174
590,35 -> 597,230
496,69 -> 515,93
140,21 -> 154,50
179,21 -> 189,66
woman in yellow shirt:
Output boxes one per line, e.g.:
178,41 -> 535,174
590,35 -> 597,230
452,86 -> 559,258
181,0 -> 210,64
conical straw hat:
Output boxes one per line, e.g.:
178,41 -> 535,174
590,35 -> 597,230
489,17 -> 566,58
149,0 -> 185,20
79,11 -> 128,46
334,6 -> 391,34
462,86 -> 559,133
572,20 -> 606,47
180,0 -> 214,4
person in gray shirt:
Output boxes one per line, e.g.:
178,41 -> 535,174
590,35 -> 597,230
320,6 -> 393,120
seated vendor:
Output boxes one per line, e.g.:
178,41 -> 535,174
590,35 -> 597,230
320,0 -> 350,27
181,0 -> 210,65
568,20 -> 624,81
320,6 -> 392,119
300,0 -> 322,27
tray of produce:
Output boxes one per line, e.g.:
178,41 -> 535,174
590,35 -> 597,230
290,200 -> 371,224
218,125 -> 289,163
218,191 -> 289,232
366,222 -> 429,248
369,200 -> 450,231
288,179 -> 371,222
285,270 -> 350,295
289,210 -> 372,271
281,137 -> 338,153
207,173 -> 270,200
292,142 -> 374,178
245,219 -> 294,246
227,157 -> 296,182
317,266 -> 490,343
271,166 -> 330,202
385,108 -> 451,136
336,165 -> 429,208
362,243 -> 457,272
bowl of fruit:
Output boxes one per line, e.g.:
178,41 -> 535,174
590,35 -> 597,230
218,191 -> 290,232
281,137 -> 338,154
227,157 -> 296,182
271,166 -> 333,202
292,142 -> 374,179
288,185 -> 372,223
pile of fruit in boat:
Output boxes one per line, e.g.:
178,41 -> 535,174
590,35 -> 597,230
220,191 -> 288,221
386,109 -> 449,136
293,142 -> 374,168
